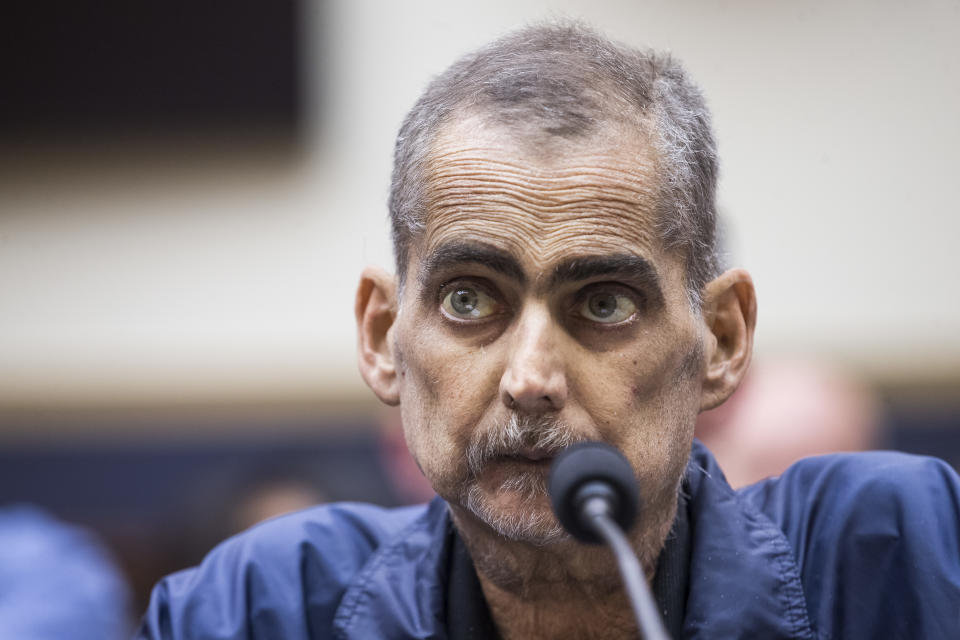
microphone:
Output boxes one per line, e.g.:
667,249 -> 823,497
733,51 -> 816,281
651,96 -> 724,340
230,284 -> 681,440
548,442 -> 670,640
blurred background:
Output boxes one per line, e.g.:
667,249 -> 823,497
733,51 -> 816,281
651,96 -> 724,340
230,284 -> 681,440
1,0 -> 958,623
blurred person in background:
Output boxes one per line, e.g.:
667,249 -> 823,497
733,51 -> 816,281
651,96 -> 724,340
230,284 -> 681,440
696,358 -> 882,488
227,478 -> 327,534
136,22 -> 960,639
0,505 -> 131,639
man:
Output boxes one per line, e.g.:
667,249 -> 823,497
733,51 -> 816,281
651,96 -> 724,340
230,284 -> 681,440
138,23 -> 960,639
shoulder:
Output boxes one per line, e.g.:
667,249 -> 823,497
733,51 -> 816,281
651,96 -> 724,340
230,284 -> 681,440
740,451 -> 960,638
136,501 -> 430,640
740,450 -> 960,549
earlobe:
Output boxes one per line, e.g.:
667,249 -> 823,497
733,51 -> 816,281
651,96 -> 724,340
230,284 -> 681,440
699,268 -> 757,412
355,266 -> 400,406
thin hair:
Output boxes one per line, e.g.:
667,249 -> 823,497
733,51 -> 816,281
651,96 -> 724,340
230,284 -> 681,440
389,21 -> 722,306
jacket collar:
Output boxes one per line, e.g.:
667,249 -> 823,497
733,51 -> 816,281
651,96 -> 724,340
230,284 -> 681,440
333,497 -> 451,639
683,441 -> 816,639
333,441 -> 815,639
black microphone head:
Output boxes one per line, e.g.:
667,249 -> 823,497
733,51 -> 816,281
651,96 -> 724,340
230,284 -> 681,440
548,441 -> 639,543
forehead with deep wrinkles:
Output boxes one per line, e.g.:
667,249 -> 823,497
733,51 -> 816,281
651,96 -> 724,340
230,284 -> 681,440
415,113 -> 668,280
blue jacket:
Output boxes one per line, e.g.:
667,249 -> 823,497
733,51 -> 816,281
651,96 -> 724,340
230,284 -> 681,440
137,442 -> 960,639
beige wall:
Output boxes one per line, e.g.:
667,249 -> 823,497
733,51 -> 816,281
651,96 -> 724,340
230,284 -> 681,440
1,0 -> 958,413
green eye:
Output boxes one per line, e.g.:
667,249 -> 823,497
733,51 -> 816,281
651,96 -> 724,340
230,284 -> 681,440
442,285 -> 499,319
579,292 -> 636,323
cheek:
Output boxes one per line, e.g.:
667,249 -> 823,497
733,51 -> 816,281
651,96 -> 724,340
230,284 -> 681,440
631,345 -> 701,472
575,339 -> 688,413
626,344 -> 680,402
628,348 -> 702,445
402,330 -> 490,411
572,333 -> 701,477
394,322 -> 503,493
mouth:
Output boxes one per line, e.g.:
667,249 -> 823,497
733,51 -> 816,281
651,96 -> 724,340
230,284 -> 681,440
517,446 -> 554,461
467,448 -> 558,509
500,448 -> 556,468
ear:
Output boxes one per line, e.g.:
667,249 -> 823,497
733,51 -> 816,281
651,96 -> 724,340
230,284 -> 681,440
355,266 -> 400,406
699,268 -> 757,412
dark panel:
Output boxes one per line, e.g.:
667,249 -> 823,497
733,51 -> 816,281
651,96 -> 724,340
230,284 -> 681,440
1,0 -> 303,138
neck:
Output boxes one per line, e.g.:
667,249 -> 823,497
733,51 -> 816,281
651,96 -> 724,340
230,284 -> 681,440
480,574 -> 637,640
449,499 -> 678,640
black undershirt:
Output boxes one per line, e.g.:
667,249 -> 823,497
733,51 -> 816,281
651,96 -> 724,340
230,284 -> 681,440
445,529 -> 502,639
445,493 -> 691,638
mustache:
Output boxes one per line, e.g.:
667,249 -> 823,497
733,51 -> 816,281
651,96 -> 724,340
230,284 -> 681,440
465,413 -> 586,477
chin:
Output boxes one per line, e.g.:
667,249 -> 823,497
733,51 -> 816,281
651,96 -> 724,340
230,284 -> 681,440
459,470 -> 569,546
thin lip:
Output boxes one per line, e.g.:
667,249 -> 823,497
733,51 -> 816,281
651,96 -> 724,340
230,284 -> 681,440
511,447 -> 556,462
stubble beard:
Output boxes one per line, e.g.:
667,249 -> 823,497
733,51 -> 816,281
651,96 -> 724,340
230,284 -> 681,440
459,413 -> 584,545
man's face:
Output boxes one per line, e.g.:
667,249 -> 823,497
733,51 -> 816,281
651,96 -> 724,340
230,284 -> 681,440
391,115 -> 705,545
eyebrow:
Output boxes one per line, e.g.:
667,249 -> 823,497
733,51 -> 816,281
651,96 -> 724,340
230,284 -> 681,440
418,241 -> 527,286
549,254 -> 664,303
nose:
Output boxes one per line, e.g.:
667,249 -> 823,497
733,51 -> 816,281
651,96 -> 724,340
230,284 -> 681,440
499,304 -> 568,413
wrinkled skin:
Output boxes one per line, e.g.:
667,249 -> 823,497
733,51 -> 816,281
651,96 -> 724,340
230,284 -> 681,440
356,114 -> 756,638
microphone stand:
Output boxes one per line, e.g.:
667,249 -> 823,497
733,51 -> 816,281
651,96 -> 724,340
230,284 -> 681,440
548,442 -> 672,640
580,490 -> 670,640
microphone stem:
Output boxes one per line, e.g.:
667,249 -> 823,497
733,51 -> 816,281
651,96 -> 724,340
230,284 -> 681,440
585,502 -> 671,640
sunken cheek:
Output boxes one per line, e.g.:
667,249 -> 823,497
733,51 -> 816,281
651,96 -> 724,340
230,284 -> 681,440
576,330 -> 688,429
587,353 -> 654,411
404,329 -> 496,429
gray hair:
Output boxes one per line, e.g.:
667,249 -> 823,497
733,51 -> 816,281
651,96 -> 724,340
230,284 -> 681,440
389,21 -> 721,304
